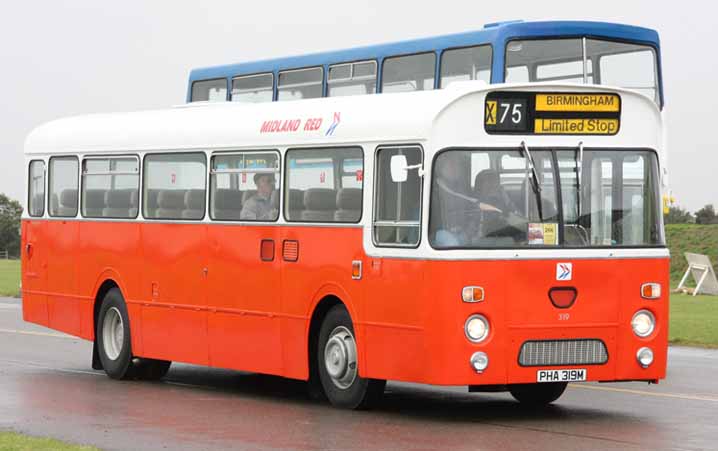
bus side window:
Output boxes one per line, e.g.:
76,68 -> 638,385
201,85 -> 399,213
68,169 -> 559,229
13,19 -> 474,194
209,151 -> 281,222
82,157 -> 140,219
28,160 -> 46,217
373,146 -> 422,246
440,45 -> 492,88
231,73 -> 274,103
191,79 -> 228,102
328,60 -> 377,97
143,153 -> 207,221
284,147 -> 364,223
382,53 -> 436,94
277,67 -> 323,101
48,156 -> 79,218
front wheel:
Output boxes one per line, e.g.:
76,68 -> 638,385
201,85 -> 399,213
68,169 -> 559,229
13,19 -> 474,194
509,382 -> 568,405
317,305 -> 385,409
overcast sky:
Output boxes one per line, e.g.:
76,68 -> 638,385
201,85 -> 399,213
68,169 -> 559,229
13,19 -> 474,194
0,0 -> 715,212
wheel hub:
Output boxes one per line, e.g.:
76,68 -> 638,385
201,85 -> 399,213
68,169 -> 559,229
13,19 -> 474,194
102,307 -> 124,361
324,326 -> 357,389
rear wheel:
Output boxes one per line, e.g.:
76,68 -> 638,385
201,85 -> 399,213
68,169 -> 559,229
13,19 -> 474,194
96,288 -> 134,380
317,305 -> 385,409
96,287 -> 171,381
509,382 -> 567,405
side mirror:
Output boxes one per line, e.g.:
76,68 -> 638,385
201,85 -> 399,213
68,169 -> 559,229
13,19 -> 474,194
390,155 -> 409,183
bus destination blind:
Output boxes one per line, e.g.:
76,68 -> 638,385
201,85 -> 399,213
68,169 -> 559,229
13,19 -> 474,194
484,92 -> 621,135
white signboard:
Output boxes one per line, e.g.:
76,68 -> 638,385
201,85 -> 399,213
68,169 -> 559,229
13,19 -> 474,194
677,253 -> 718,296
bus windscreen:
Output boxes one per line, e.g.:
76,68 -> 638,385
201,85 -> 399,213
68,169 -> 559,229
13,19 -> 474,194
430,149 -> 662,249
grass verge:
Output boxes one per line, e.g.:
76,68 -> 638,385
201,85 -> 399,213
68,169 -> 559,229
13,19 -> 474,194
669,293 -> 718,348
0,431 -> 100,451
0,259 -> 21,297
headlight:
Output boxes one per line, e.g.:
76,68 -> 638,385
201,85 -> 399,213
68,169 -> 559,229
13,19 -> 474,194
465,315 -> 490,343
470,352 -> 489,372
631,310 -> 656,338
637,347 -> 654,368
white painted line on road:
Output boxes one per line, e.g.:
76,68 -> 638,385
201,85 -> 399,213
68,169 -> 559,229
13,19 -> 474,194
0,328 -> 77,340
1,358 -> 103,377
0,304 -> 21,309
571,384 -> 718,403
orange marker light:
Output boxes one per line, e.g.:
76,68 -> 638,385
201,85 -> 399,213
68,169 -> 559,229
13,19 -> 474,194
352,261 -> 362,280
641,283 -> 661,299
462,286 -> 485,303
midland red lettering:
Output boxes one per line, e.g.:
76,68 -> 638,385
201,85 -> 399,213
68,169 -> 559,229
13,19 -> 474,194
304,118 -> 323,131
260,119 -> 301,133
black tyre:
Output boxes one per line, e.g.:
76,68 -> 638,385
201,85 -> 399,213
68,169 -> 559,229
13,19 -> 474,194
509,382 -> 568,405
96,287 -> 135,380
317,305 -> 386,409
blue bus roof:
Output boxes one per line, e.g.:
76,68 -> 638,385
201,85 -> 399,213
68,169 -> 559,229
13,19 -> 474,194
187,20 -> 663,104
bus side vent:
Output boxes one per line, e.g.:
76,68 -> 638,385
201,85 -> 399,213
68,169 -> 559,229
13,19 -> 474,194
283,240 -> 299,262
518,339 -> 608,367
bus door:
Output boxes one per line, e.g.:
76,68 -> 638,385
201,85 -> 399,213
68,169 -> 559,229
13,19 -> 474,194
139,153 -> 210,365
363,146 -> 426,379
205,152 -> 283,374
22,219 -> 48,325
22,161 -> 49,326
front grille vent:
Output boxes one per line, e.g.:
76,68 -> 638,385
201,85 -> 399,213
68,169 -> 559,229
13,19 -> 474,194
519,339 -> 608,367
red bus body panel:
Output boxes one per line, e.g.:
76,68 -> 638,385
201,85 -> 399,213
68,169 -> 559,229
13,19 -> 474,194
21,220 -> 669,386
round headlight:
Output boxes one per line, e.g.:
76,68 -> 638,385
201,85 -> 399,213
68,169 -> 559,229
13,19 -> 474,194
465,315 -> 490,343
637,347 -> 654,368
631,310 -> 656,338
470,352 -> 489,372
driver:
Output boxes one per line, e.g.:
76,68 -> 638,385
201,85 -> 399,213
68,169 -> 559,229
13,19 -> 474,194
432,154 -> 501,246
474,169 -> 518,214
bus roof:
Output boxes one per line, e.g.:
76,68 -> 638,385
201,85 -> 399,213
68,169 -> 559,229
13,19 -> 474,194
25,82 -> 662,156
188,20 -> 660,85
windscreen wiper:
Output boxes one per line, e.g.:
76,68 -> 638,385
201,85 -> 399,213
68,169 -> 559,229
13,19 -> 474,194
520,141 -> 543,221
576,141 -> 584,220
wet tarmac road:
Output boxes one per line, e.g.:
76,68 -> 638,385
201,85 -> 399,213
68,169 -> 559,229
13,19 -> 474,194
1,297 -> 717,451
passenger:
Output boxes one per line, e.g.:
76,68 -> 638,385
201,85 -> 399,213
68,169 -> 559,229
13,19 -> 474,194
433,154 -> 500,246
240,173 -> 278,220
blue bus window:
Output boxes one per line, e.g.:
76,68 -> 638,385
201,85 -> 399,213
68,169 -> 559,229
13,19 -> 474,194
440,45 -> 492,87
382,53 -> 436,94
232,73 -> 273,103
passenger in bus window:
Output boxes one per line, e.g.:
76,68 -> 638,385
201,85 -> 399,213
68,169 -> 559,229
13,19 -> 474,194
240,173 -> 278,220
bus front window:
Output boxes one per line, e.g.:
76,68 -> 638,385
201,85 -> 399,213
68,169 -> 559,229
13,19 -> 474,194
430,149 -> 558,248
429,149 -> 663,249
505,38 -> 659,104
558,150 -> 663,247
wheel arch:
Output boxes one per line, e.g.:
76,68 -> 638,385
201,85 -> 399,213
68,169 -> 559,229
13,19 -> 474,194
306,283 -> 365,383
88,269 -> 141,357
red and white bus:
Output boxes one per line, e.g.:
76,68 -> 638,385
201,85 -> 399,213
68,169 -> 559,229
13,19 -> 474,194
22,81 -> 668,408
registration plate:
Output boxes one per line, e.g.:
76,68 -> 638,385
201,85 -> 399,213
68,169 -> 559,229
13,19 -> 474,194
536,368 -> 587,383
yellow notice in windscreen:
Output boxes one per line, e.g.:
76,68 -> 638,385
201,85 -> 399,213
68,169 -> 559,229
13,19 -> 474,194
536,94 -> 620,112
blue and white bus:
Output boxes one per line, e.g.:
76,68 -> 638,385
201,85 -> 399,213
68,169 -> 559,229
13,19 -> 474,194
187,20 -> 663,108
